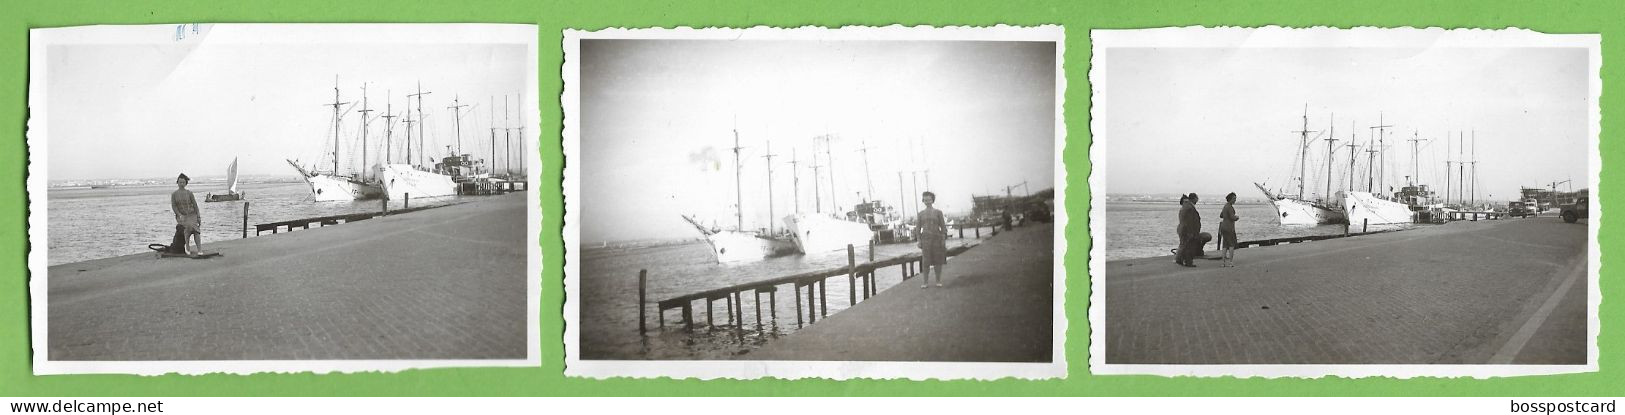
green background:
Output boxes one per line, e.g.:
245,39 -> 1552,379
1,0 -> 1617,396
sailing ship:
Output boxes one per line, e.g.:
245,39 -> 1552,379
1341,115 -> 1429,226
781,134 -> 878,254
204,157 -> 244,202
684,128 -> 795,263
289,77 -> 384,202
782,212 -> 877,254
1258,106 -> 1345,225
683,215 -> 795,263
377,82 -> 458,200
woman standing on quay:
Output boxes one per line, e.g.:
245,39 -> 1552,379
916,191 -> 949,288
1219,192 -> 1240,267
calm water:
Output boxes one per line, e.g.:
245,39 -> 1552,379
580,234 -> 988,360
47,182 -> 459,265
1105,201 -> 1411,261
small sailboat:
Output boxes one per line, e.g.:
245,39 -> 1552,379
205,157 -> 245,202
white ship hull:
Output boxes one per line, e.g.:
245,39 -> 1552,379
1266,197 -> 1345,226
782,213 -> 875,254
1342,191 -> 1415,226
302,173 -> 383,202
701,231 -> 795,263
378,164 -> 458,200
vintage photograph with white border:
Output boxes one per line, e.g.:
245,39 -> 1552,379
1089,27 -> 1600,378
563,25 -> 1067,380
27,24 -> 542,375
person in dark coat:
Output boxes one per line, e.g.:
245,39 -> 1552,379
1175,194 -> 1189,264
1177,193 -> 1202,266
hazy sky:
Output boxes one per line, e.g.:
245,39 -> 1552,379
44,25 -> 530,182
1104,46 -> 1590,202
580,39 -> 1057,243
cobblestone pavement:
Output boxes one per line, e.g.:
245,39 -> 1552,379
747,224 -> 1054,362
48,194 -> 529,360
1105,216 -> 1588,364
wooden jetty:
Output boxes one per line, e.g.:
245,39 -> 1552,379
640,241 -> 978,334
249,199 -> 455,236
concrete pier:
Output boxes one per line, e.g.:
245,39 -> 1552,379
1105,216 -> 1587,364
746,223 -> 1054,362
47,194 -> 528,360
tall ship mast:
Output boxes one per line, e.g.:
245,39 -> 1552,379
375,81 -> 460,200
683,126 -> 794,263
287,76 -> 384,202
1255,105 -> 1345,225
782,133 -> 879,254
1340,112 -> 1419,226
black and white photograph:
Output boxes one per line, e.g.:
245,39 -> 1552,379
27,24 -> 541,374
562,26 -> 1066,379
1089,27 -> 1599,377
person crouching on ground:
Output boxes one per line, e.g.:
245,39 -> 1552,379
171,173 -> 203,256
1177,193 -> 1202,267
916,191 -> 949,288
1219,192 -> 1240,267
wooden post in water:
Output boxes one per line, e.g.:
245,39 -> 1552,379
847,244 -> 857,306
768,288 -> 777,324
753,290 -> 762,328
867,240 -> 876,298
638,269 -> 647,336
819,279 -> 828,317
975,226 -> 981,238
381,195 -> 389,216
682,303 -> 693,332
724,294 -> 734,327
794,284 -> 804,327
1362,218 -> 1368,233
705,298 -> 714,330
405,193 -> 410,210
241,202 -> 250,239
806,283 -> 816,323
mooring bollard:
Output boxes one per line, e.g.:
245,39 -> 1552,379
1362,218 -> 1368,233
241,201 -> 250,239
847,244 -> 857,306
638,269 -> 647,336
404,193 -> 410,210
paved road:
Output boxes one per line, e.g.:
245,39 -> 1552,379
746,224 -> 1055,362
1105,216 -> 1588,364
47,194 -> 529,360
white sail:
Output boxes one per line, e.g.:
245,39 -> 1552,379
226,157 -> 239,193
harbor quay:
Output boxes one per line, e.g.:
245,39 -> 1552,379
745,223 -> 1054,362
1105,216 -> 1587,364
46,193 -> 529,360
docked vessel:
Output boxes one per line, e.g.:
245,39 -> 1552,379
1341,190 -> 1415,226
378,82 -> 459,201
682,215 -> 795,263
290,78 -> 383,202
1255,183 -> 1344,226
1257,106 -> 1346,225
204,157 -> 245,202
782,213 -> 876,254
